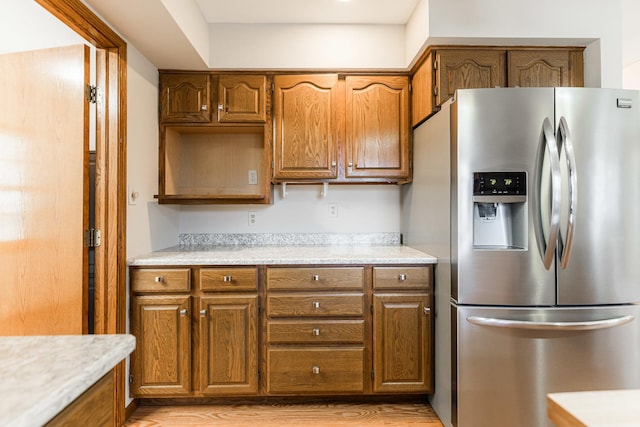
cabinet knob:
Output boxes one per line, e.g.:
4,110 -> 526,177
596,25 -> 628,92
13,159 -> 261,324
312,301 -> 320,309
154,276 -> 164,283
424,307 -> 431,315
331,161 -> 337,168
223,275 -> 233,283
312,328 -> 320,336
312,274 -> 320,281
312,366 -> 320,375
200,309 -> 207,317
180,308 -> 188,316
398,274 -> 407,281
201,104 -> 208,111
348,162 -> 353,168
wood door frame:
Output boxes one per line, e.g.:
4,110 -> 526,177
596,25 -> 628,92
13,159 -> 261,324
35,0 -> 128,423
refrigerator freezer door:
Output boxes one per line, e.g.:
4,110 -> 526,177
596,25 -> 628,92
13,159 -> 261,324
453,304 -> 640,427
453,88 -> 556,306
555,88 -> 640,305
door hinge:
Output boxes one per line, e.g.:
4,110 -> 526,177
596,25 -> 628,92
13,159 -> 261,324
370,303 -> 374,314
83,228 -> 102,248
258,370 -> 261,382
408,83 -> 413,93
371,370 -> 374,380
85,84 -> 100,104
434,86 -> 439,96
257,303 -> 262,315
129,374 -> 134,384
433,59 -> 438,70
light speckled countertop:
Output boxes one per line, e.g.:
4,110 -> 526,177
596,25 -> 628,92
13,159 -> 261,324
0,334 -> 135,427
128,244 -> 437,266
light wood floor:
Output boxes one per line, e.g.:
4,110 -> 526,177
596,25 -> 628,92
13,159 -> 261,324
124,402 -> 444,426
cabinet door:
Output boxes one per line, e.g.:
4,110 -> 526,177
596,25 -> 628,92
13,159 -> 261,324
507,49 -> 584,88
131,295 -> 191,396
199,295 -> 259,395
160,73 -> 211,123
273,74 -> 339,180
435,49 -> 507,106
217,75 -> 267,123
345,76 -> 410,180
411,52 -> 435,127
372,293 -> 432,393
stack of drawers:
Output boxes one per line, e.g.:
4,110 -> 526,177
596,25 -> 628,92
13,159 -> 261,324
265,267 -> 366,394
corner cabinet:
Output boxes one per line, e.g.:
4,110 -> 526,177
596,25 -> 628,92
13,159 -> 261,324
411,46 -> 585,126
158,72 -> 272,204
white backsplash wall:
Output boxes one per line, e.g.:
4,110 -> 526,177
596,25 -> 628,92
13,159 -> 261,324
178,184 -> 402,234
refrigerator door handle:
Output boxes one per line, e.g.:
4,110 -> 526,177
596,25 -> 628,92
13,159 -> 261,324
557,117 -> 577,269
467,315 -> 634,331
533,118 -> 562,270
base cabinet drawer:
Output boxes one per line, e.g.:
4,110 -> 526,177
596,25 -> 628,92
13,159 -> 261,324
267,347 -> 365,394
267,293 -> 364,317
267,320 -> 365,344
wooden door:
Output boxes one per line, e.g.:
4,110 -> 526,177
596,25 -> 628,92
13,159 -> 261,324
345,76 -> 410,180
160,73 -> 211,123
507,49 -> 584,87
199,295 -> 258,395
0,45 -> 88,335
273,74 -> 339,180
435,49 -> 507,106
218,75 -> 267,123
130,295 -> 192,396
372,293 -> 432,393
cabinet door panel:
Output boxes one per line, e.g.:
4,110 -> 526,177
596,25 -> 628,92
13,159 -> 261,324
345,76 -> 410,179
273,74 -> 339,179
411,52 -> 435,126
160,73 -> 211,123
218,75 -> 266,123
436,49 -> 506,106
507,50 -> 584,88
131,295 -> 191,396
373,293 -> 432,393
199,295 -> 258,395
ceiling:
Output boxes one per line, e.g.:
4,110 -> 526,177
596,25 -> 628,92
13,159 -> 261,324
193,0 -> 421,24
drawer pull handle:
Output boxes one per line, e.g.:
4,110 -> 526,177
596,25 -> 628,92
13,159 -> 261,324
180,309 -> 188,316
200,309 -> 207,317
312,366 -> 320,375
312,275 -> 320,281
312,301 -> 320,309
223,275 -> 233,282
312,328 -> 320,336
154,276 -> 164,283
399,274 -> 407,281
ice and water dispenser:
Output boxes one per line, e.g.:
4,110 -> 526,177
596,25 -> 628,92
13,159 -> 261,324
473,172 -> 527,250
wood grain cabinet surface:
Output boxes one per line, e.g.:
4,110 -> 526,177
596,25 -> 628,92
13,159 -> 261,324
411,46 -> 584,126
217,75 -> 267,123
345,76 -> 410,180
160,73 -> 211,123
273,74 -> 340,180
130,264 -> 434,399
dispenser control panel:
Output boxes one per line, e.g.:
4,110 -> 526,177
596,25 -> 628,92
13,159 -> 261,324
474,172 -> 526,196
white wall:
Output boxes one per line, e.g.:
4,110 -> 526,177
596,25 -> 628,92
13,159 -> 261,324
406,0 -> 623,88
178,185 -> 402,234
125,45 -> 180,256
209,24 -> 406,70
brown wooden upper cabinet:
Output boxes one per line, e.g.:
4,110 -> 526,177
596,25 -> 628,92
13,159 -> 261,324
345,76 -> 410,180
160,73 -> 212,123
411,46 -> 584,127
272,74 -> 340,181
160,73 -> 267,125
217,75 -> 267,123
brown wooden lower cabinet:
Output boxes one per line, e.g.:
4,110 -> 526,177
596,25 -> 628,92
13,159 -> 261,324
129,264 -> 434,399
46,371 -> 114,427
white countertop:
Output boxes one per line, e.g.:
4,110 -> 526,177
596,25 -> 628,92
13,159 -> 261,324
128,244 -> 437,266
0,334 -> 136,427
547,389 -> 640,427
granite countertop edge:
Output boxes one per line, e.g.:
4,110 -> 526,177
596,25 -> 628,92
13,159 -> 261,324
127,244 -> 437,266
0,334 -> 136,427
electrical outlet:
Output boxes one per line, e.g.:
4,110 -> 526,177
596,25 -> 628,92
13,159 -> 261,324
248,170 -> 258,185
248,211 -> 257,226
328,203 -> 338,218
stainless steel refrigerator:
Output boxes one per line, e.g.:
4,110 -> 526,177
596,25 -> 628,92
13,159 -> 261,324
402,87 -> 640,427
